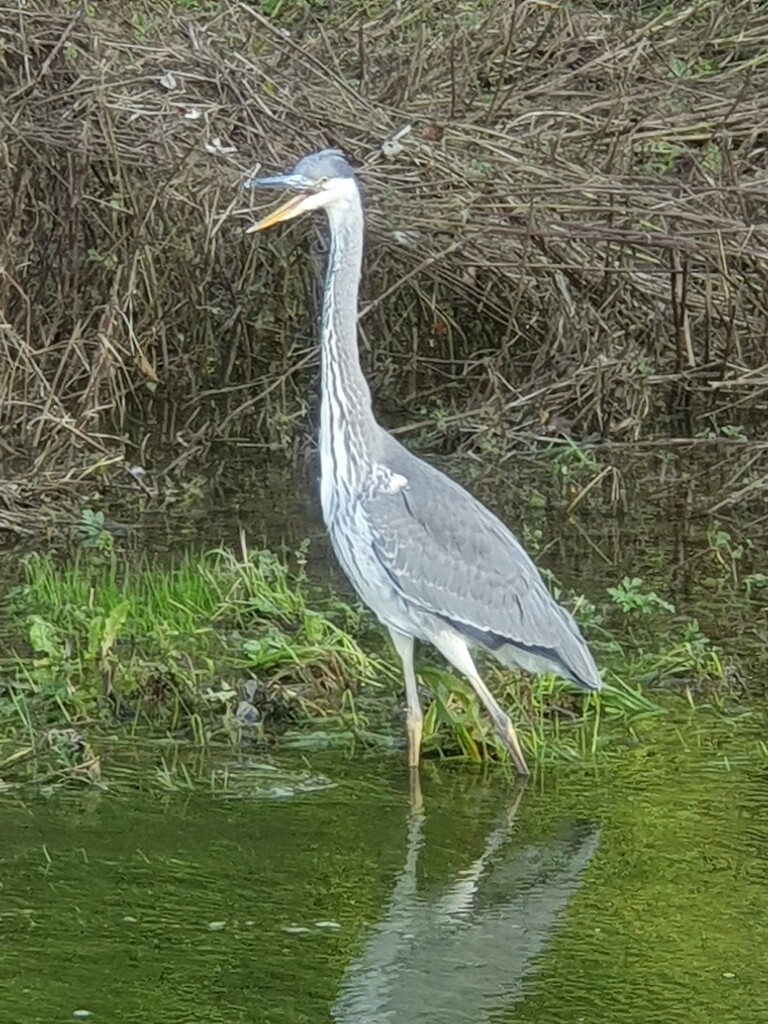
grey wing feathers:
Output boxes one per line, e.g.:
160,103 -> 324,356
366,441 -> 601,690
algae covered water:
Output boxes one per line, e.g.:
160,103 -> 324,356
1,720 -> 766,1024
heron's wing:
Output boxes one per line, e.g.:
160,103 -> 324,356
364,442 -> 598,687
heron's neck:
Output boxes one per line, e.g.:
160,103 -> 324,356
319,198 -> 377,506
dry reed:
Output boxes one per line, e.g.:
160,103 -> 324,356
2,0 -> 768,510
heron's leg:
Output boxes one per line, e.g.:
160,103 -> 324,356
437,783 -> 526,917
408,765 -> 424,818
389,629 -> 423,769
431,632 -> 530,777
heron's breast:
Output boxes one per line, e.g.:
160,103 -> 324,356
324,504 -> 427,638
326,499 -> 374,571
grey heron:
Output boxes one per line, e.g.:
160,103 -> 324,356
245,149 -> 601,776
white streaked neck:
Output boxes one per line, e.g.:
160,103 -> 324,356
318,193 -> 378,522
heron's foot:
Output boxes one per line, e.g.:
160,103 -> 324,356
408,765 -> 424,817
500,719 -> 530,777
406,713 -> 423,769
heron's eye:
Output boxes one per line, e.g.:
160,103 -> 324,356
317,176 -> 330,187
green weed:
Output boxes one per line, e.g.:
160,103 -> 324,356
607,577 -> 676,616
0,538 -> 393,745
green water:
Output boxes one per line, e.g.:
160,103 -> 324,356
1,723 -> 766,1023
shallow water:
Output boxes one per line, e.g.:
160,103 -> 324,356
1,722 -> 767,1023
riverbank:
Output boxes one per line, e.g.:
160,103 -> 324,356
0,505 -> 757,790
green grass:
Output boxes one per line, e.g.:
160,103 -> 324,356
0,537 -> 394,740
0,527 -> 750,791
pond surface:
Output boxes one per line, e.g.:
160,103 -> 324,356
1,725 -> 767,1023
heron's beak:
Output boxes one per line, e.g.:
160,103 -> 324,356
245,192 -> 314,233
243,172 -> 316,233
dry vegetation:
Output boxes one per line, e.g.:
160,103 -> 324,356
2,0 -> 768,512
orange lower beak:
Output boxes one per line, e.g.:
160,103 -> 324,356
246,192 -> 312,233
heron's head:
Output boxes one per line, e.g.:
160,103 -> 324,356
244,149 -> 357,233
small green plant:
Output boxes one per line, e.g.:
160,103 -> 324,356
744,573 -> 768,597
720,424 -> 747,440
546,437 -> 600,474
607,577 -> 676,616
669,55 -> 718,78
640,140 -> 684,175
420,667 -> 501,761
707,525 -> 744,586
695,424 -> 748,441
74,508 -> 114,552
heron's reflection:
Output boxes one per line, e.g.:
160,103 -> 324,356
332,776 -> 600,1023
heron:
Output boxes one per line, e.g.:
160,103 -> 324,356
245,149 -> 601,776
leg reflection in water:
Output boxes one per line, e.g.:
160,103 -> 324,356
332,773 -> 600,1024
